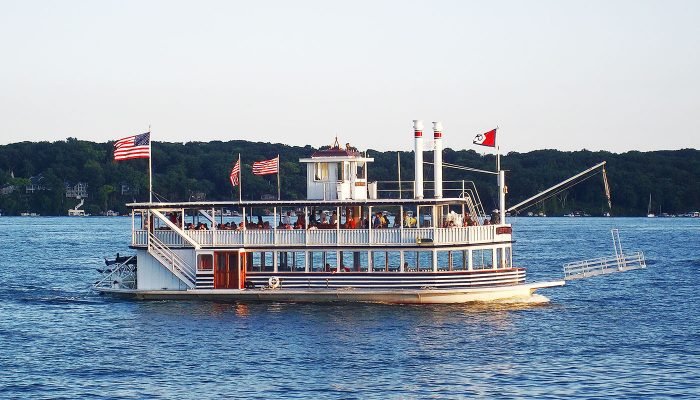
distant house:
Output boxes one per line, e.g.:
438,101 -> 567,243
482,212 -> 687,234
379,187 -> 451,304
260,194 -> 276,201
26,174 -> 47,193
190,192 -> 206,201
120,183 -> 139,196
0,184 -> 16,196
65,182 -> 89,198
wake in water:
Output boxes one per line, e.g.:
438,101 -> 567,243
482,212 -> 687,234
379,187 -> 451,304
493,293 -> 551,305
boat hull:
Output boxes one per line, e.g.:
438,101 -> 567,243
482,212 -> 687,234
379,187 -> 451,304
94,281 -> 564,304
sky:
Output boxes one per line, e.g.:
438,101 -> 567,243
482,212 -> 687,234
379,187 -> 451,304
0,0 -> 698,153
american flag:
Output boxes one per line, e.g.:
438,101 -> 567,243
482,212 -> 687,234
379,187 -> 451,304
252,156 -> 279,175
229,159 -> 240,187
114,132 -> 151,161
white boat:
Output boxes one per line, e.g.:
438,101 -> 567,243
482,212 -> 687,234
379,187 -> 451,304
647,194 -> 655,217
94,120 -> 564,303
68,198 -> 87,216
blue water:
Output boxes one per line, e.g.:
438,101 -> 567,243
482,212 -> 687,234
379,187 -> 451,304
0,217 -> 698,399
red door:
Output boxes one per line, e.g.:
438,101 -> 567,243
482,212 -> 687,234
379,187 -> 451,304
214,251 -> 240,289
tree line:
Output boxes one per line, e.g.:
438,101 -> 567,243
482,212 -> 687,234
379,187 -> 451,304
0,137 -> 698,216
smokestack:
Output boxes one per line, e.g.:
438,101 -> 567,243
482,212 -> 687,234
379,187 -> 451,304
433,121 -> 443,199
413,120 -> 424,199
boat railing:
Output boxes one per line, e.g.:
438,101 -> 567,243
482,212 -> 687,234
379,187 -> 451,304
132,225 -> 509,248
188,230 -> 213,246
275,230 -> 306,246
214,230 -> 244,246
307,229 -> 337,245
563,251 -> 646,280
339,229 -> 369,245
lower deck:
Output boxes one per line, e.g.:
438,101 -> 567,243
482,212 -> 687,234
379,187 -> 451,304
95,281 -> 565,304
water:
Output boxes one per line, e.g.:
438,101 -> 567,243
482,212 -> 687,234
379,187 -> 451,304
0,216 -> 698,399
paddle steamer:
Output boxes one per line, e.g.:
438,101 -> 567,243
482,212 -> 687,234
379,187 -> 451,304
94,121 -> 564,303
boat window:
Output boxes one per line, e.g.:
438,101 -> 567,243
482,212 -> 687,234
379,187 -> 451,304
315,163 -> 329,181
371,251 -> 400,272
504,247 -> 512,268
497,248 -> 503,269
277,251 -> 304,272
403,252 -> 418,272
340,250 -> 368,272
197,254 -> 213,271
309,251 -> 338,272
472,249 -> 494,270
356,162 -> 366,180
437,250 -> 465,271
247,251 -> 274,272
337,162 -> 344,181
419,252 -> 433,271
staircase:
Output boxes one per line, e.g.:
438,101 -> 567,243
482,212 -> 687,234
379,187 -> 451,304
148,232 -> 196,288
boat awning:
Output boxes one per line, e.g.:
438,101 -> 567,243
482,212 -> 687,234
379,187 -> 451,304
126,197 -> 468,209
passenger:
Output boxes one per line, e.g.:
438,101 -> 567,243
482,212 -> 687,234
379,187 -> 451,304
379,213 -> 388,228
263,221 -> 271,229
324,263 -> 332,272
483,218 -> 490,225
347,215 -> 357,229
330,211 -> 337,225
256,216 -> 264,229
491,211 -> 500,225
282,211 -> 292,226
372,212 -> 383,229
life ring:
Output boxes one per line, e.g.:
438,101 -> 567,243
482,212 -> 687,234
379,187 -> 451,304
268,276 -> 280,289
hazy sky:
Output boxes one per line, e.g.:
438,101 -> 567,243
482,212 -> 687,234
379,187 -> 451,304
1,0 -> 698,153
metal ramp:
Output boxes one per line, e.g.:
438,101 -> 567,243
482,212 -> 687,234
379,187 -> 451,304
563,229 -> 646,280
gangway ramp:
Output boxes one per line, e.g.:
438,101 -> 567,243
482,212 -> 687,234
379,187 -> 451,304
563,229 -> 646,280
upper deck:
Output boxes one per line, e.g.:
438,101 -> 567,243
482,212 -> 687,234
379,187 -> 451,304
128,197 -> 510,250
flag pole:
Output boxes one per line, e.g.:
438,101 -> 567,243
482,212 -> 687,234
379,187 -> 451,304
496,126 -> 506,225
148,125 -> 153,203
238,153 -> 242,203
397,152 -> 402,199
496,126 -> 500,173
277,154 -> 281,200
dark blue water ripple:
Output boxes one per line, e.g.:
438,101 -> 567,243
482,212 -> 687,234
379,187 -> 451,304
0,216 -> 699,398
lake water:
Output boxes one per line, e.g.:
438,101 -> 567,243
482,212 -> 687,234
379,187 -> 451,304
0,216 -> 698,399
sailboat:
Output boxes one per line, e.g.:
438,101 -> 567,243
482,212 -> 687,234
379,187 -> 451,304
647,194 -> 655,218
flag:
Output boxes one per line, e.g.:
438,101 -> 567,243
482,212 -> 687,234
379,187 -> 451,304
114,132 -> 151,160
473,129 -> 496,147
252,156 -> 279,175
229,159 -> 240,187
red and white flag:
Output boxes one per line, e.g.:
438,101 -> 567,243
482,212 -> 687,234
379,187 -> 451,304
252,156 -> 279,175
473,129 -> 497,148
114,132 -> 151,160
229,159 -> 240,187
